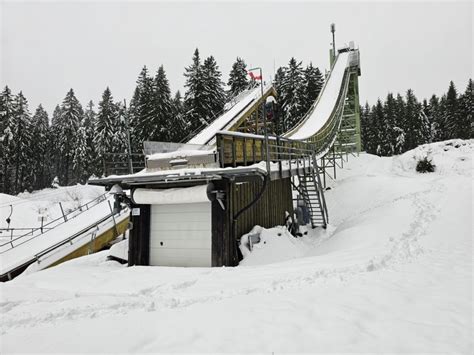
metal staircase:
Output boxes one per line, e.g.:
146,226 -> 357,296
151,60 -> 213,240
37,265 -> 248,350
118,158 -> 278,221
290,154 -> 328,229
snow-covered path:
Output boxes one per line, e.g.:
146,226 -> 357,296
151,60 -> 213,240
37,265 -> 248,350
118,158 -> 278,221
0,140 -> 472,353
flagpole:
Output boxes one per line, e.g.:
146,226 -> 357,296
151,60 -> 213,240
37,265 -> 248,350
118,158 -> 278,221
249,67 -> 270,174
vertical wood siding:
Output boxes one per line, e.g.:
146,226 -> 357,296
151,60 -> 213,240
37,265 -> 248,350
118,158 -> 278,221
212,177 -> 293,266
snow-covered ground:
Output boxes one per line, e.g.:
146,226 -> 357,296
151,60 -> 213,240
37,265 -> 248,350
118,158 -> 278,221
0,140 -> 472,353
0,185 -> 105,239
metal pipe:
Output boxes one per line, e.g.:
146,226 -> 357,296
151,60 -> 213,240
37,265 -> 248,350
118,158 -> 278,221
231,172 -> 268,265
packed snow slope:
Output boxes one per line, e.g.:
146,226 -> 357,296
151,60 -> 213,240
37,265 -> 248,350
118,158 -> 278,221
1,140 -> 472,353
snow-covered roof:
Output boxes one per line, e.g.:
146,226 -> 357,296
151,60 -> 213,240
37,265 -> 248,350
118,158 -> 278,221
147,149 -> 213,161
89,160 -> 299,188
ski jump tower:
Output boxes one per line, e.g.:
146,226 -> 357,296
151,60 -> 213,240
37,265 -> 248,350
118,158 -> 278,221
91,32 -> 362,268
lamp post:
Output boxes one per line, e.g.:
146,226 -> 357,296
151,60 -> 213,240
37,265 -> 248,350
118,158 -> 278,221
330,23 -> 336,64
249,67 -> 270,174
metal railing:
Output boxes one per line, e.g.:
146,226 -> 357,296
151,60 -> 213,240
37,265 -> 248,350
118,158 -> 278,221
35,203 -> 128,262
0,192 -> 109,252
0,227 -> 54,240
216,130 -> 332,167
216,131 -> 329,227
103,153 -> 145,176
0,205 -> 128,282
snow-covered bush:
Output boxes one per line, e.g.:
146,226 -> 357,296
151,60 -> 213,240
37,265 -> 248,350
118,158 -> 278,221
51,176 -> 60,188
416,156 -> 436,173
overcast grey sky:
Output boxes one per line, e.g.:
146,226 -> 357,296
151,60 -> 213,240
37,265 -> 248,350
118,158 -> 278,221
1,1 -> 472,116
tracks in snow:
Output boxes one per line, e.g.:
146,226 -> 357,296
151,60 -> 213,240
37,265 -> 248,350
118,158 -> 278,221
0,179 -> 446,333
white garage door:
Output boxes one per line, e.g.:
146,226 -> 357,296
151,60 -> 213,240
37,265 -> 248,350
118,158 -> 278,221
149,202 -> 212,267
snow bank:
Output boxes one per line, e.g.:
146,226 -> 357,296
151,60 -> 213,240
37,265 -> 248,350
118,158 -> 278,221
109,238 -> 128,261
132,185 -> 209,205
147,149 -> 211,161
239,225 -> 334,266
392,139 -> 472,176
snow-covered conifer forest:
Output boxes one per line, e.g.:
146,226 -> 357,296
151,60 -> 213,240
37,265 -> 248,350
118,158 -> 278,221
1,50 -> 471,194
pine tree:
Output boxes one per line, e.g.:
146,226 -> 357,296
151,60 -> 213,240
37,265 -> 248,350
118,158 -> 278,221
273,67 -> 287,134
420,100 -> 432,143
11,92 -> 33,192
0,86 -> 15,193
372,99 -> 385,156
392,126 -> 405,155
227,57 -> 249,97
300,63 -> 324,116
153,65 -> 173,141
427,95 -> 440,141
83,101 -> 98,175
457,79 -> 472,139
58,89 -> 83,185
364,104 -> 378,154
202,55 -> 226,121
184,48 -> 207,133
31,105 -> 50,189
394,93 -> 406,129
73,123 -> 88,183
404,89 -> 428,151
392,93 -> 406,153
128,86 -> 141,152
443,81 -> 459,140
94,87 -> 119,174
50,105 -> 62,182
279,58 -> 304,131
170,90 -> 186,142
130,66 -> 156,152
360,102 -> 370,151
112,101 -> 127,154
380,93 -> 397,156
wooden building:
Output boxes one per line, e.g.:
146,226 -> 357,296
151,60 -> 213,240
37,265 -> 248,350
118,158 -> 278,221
91,129 -> 329,267
92,163 -> 294,267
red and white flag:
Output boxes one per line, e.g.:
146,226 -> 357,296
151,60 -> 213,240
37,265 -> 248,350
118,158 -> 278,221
248,71 -> 262,80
